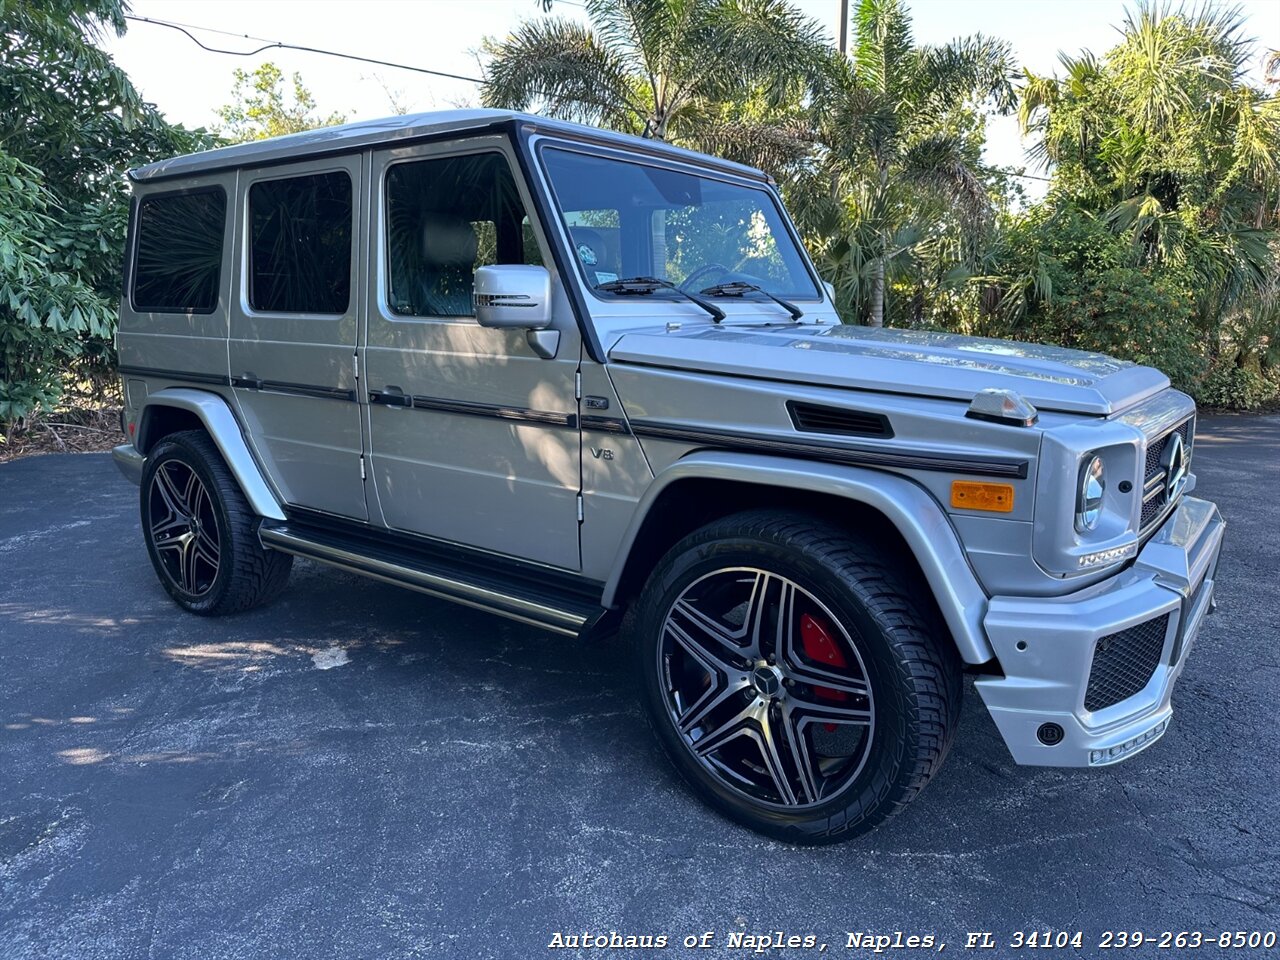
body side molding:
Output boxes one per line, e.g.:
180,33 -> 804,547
601,450 -> 995,664
134,388 -> 286,521
628,419 -> 1028,479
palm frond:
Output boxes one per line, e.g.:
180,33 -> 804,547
911,33 -> 1017,120
850,0 -> 913,97
897,134 -> 990,225
481,17 -> 648,133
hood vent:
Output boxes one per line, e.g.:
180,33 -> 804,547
787,401 -> 893,439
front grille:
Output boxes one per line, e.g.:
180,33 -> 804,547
1140,418 -> 1194,531
1084,614 -> 1170,711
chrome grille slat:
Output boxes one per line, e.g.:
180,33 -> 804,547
1139,417 -> 1194,533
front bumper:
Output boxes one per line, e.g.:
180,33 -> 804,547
975,496 -> 1224,767
112,443 -> 144,486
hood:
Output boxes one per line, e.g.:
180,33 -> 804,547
606,323 -> 1170,416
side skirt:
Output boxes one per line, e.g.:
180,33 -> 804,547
258,512 -> 607,639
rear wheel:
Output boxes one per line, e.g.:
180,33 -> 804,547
631,510 -> 961,844
140,430 -> 291,615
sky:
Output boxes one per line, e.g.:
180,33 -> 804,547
103,0 -> 1280,198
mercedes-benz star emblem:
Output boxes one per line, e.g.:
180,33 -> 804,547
751,665 -> 782,699
1162,432 -> 1188,500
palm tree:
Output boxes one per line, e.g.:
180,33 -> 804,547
1018,2 -> 1279,339
481,0 -> 828,141
802,0 -> 1015,325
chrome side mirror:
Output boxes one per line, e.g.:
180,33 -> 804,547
474,265 -> 553,330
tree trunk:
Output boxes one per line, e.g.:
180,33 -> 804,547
870,255 -> 885,327
869,167 -> 889,328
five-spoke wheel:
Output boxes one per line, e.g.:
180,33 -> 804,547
633,510 -> 962,844
660,568 -> 874,809
140,430 -> 292,615
148,459 -> 221,598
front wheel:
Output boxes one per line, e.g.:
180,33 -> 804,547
631,510 -> 961,844
140,430 -> 292,615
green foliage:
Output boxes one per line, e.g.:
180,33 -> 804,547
1195,361 -> 1279,410
0,154 -> 116,421
1027,268 -> 1204,393
0,0 -> 214,431
215,63 -> 348,143
1018,2 -> 1278,332
781,0 -> 1016,326
481,0 -> 830,140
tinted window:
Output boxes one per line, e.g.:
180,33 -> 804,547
249,171 -> 352,314
386,153 -> 541,318
132,189 -> 226,313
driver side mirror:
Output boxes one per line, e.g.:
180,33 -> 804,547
474,265 -> 553,330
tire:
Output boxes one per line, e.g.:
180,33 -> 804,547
631,509 -> 961,844
140,430 -> 292,615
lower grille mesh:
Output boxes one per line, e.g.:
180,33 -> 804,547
1084,614 -> 1170,711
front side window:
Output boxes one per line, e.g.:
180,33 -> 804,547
132,189 -> 226,313
386,152 -> 541,318
248,171 -> 352,314
540,147 -> 818,301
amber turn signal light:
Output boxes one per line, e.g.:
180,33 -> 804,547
950,481 -> 1014,513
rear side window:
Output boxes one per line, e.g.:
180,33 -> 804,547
132,189 -> 226,313
248,171 -> 352,314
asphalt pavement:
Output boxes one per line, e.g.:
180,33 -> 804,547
1,415 -> 1277,959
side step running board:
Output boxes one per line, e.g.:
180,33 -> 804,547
259,523 -> 602,638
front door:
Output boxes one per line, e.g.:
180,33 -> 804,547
229,156 -> 367,519
362,137 -> 581,569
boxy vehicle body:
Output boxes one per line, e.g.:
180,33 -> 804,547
113,110 -> 1225,842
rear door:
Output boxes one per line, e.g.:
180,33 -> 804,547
228,156 -> 367,519
362,136 -> 582,569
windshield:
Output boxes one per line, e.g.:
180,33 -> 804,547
539,147 -> 819,302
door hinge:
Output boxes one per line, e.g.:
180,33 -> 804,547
576,493 -> 584,523
359,455 -> 366,481
353,354 -> 359,381
574,371 -> 582,400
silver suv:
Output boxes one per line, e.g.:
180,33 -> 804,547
113,109 -> 1224,843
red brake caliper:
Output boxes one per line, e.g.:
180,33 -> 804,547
799,613 -> 848,732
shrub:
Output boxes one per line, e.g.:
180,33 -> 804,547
1194,360 -> 1280,410
1018,267 -> 1205,392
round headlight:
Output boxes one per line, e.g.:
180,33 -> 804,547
1077,455 -> 1105,531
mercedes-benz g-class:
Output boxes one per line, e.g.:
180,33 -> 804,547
113,110 -> 1224,843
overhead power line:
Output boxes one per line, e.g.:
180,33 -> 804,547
124,15 -> 487,85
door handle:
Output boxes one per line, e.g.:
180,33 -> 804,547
232,374 -> 263,390
369,386 -> 411,407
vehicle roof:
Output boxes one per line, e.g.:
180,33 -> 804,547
128,108 -> 770,184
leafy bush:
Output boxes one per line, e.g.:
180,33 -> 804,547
1194,360 -> 1280,410
1028,267 -> 1205,392
0,154 -> 117,425
0,0 -> 214,435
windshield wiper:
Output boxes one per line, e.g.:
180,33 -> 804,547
597,276 -> 725,323
700,281 -> 804,322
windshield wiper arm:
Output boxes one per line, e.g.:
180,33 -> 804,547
597,276 -> 725,323
699,281 -> 804,322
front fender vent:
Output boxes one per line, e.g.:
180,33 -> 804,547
786,401 -> 893,439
